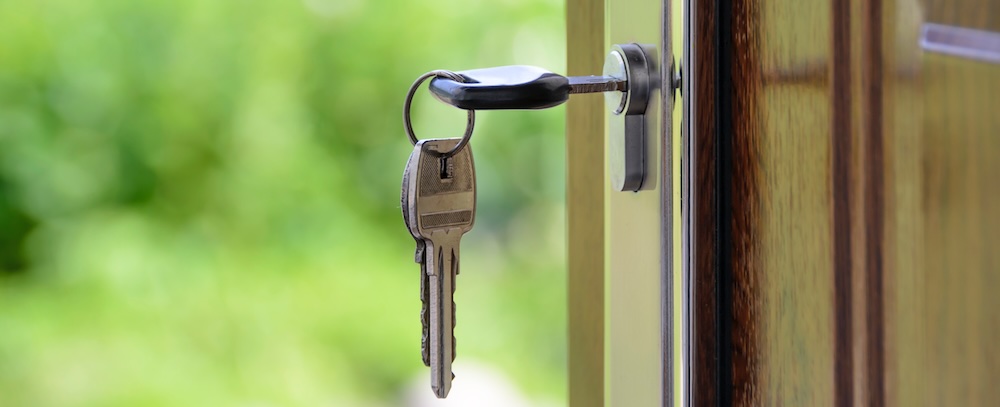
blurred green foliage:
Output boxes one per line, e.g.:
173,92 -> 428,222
0,0 -> 567,405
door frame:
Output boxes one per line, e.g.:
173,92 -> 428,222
566,0 -> 607,405
567,0 -> 677,405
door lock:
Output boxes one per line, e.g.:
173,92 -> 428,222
428,43 -> 674,192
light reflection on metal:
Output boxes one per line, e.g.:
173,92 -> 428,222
681,0 -> 694,405
921,23 -> 1000,64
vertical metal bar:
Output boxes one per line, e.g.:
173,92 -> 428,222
680,0 -> 695,405
661,0 -> 676,406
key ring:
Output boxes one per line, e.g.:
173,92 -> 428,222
403,70 -> 475,158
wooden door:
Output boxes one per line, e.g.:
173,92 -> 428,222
685,0 -> 1000,405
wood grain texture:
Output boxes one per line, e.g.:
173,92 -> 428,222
832,0 -> 855,405
914,53 -> 1000,406
925,0 -> 1000,31
690,0 -> 719,404
886,2 -> 1000,406
728,0 -> 838,404
860,1 -> 886,405
566,0 -> 604,405
881,2 -> 925,405
724,1 -> 765,405
694,0 -> 1000,405
695,0 -> 866,404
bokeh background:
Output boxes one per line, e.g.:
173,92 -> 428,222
0,0 -> 567,405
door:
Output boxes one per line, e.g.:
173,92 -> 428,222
569,0 -> 999,406
685,0 -> 1000,406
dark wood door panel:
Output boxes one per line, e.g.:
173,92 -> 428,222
692,0 -> 843,404
692,0 -> 1000,405
726,0 -> 839,405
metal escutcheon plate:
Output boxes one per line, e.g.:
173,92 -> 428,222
605,43 -> 655,192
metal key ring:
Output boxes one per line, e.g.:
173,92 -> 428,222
403,70 -> 475,157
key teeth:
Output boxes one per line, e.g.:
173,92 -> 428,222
421,301 -> 430,366
420,260 -> 431,366
452,297 -> 457,362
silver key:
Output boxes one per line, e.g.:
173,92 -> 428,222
401,147 -> 431,367
404,138 -> 476,399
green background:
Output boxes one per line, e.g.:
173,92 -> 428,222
0,0 -> 568,405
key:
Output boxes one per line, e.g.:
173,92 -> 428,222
428,65 -> 626,110
401,147 -> 431,367
404,139 -> 472,398
404,138 -> 476,399
424,45 -> 663,192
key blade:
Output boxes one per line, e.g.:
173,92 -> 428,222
427,237 -> 458,398
420,245 -> 431,367
567,75 -> 627,94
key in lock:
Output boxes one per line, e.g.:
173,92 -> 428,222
428,43 -> 678,192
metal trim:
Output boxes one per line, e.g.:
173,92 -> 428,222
660,1 -> 675,406
921,23 -> 1000,64
680,0 -> 695,405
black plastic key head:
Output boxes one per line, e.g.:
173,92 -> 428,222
429,66 -> 570,110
